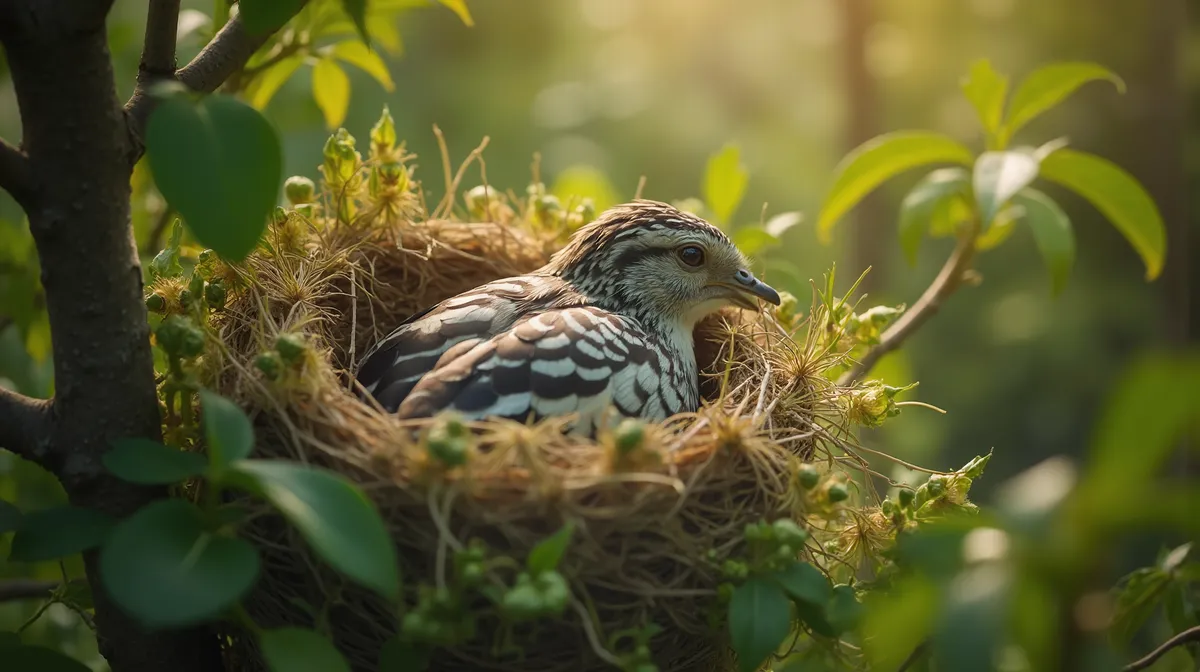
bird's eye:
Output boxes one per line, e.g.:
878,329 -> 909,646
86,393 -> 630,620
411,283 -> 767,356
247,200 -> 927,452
677,245 -> 705,267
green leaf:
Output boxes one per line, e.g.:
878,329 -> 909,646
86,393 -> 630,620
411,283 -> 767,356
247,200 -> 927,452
247,55 -> 305,110
1162,542 -> 1193,574
341,0 -> 370,43
770,562 -> 831,606
934,565 -> 1010,672
728,577 -> 792,672
330,41 -> 395,91
439,0 -> 474,26
703,144 -> 749,225
818,131 -> 974,242
974,204 -> 1020,251
1005,62 -> 1125,140
146,93 -> 281,261
0,645 -> 90,671
104,438 -> 208,485
897,167 -> 970,265
732,227 -> 779,258
201,390 -> 255,470
312,59 -> 352,130
551,165 -> 620,213
379,636 -> 432,671
239,0 -> 307,36
0,499 -> 21,534
1110,568 -> 1172,645
228,460 -> 399,599
1039,148 -> 1165,280
826,584 -> 866,635
1081,352 -> 1200,517
1013,188 -> 1075,295
9,506 -> 114,562
972,149 -> 1039,226
527,521 -> 575,576
960,59 -> 1008,135
99,500 -> 259,627
261,628 -> 350,672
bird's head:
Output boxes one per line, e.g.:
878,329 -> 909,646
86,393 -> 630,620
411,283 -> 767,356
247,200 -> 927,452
544,200 -> 781,327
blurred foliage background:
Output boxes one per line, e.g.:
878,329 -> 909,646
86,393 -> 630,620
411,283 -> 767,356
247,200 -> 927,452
0,0 -> 1194,669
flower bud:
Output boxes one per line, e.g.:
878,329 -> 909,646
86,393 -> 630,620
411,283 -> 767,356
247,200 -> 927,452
284,176 -> 316,205
827,482 -> 850,504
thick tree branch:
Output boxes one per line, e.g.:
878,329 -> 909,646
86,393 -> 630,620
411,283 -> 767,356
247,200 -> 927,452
0,386 -> 51,467
839,231 -> 978,385
1124,625 -> 1200,671
124,6 -> 307,161
138,0 -> 181,81
0,579 -> 58,603
0,137 -> 33,207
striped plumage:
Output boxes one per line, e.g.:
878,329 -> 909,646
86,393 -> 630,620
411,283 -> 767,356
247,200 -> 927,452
356,200 -> 781,434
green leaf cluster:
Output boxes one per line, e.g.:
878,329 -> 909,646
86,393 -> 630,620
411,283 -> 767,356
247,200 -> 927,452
816,59 -> 1164,295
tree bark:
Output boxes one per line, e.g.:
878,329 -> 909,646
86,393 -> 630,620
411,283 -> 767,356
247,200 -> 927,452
0,6 -> 222,671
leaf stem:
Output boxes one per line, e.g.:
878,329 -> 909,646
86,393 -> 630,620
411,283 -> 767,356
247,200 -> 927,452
1124,625 -> 1200,671
839,225 -> 979,385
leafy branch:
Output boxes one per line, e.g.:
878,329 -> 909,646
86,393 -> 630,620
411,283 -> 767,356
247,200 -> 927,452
1124,625 -> 1200,671
817,59 -> 1165,384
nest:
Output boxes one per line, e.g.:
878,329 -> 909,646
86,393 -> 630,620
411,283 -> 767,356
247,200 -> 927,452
197,130 -> 859,672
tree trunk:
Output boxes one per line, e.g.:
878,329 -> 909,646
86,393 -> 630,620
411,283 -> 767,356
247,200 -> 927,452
0,10 -> 222,672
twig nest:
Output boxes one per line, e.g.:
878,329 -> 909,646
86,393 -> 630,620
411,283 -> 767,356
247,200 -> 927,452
202,123 -> 867,672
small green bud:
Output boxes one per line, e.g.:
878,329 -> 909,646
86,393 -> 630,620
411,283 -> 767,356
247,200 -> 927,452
284,176 -> 316,204
204,280 -> 226,310
274,333 -> 307,364
271,206 -> 288,227
771,519 -> 809,547
881,498 -> 895,516
717,582 -> 735,603
535,571 -> 570,615
156,315 -> 205,358
500,581 -> 545,621
426,422 -> 470,467
774,290 -> 799,323
720,560 -> 749,581
255,352 -> 283,380
827,482 -> 850,504
145,293 -> 166,313
613,418 -> 645,455
898,488 -> 915,508
463,185 -> 497,219
926,476 -> 946,498
178,289 -> 192,307
797,463 -> 820,489
460,562 -> 485,588
370,105 -> 397,158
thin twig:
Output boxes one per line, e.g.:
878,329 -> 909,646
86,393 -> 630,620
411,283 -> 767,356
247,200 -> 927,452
124,4 -> 310,158
897,640 -> 929,672
0,579 -> 57,603
1124,625 -> 1200,671
139,0 -> 182,80
839,229 -> 978,385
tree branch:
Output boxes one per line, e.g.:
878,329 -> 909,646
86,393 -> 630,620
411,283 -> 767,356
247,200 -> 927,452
1124,625 -> 1200,671
124,5 -> 308,161
839,230 -> 979,386
0,137 -> 33,207
0,579 -> 58,603
897,640 -> 929,672
0,386 -> 51,467
138,0 -> 181,82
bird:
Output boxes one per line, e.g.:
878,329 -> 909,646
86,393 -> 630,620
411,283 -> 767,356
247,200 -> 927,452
355,200 -> 781,435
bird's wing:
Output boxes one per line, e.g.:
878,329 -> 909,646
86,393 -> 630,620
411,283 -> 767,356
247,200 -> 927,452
395,306 -> 669,433
356,276 -> 563,411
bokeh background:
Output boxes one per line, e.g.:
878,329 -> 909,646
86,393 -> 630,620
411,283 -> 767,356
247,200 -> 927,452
0,0 -> 1194,667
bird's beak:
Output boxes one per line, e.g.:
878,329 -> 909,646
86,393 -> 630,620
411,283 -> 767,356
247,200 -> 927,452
714,269 -> 782,310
